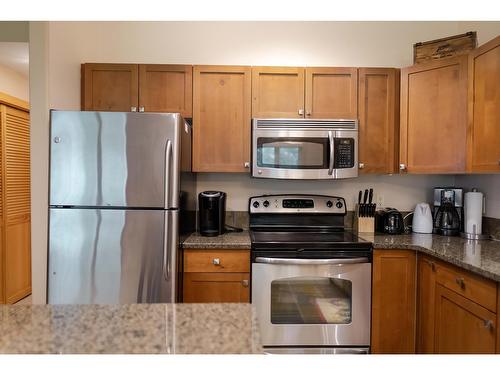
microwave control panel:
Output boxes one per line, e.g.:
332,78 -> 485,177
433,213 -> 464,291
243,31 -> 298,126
334,138 -> 355,169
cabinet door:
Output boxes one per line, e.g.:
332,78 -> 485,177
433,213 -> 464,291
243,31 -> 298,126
2,106 -> 31,303
304,67 -> 358,119
358,68 -> 399,174
400,56 -> 468,173
434,284 -> 496,353
193,65 -> 251,172
139,64 -> 192,117
183,272 -> 250,303
416,255 -> 437,353
371,249 -> 416,354
468,36 -> 500,172
251,67 -> 305,118
82,63 -> 138,111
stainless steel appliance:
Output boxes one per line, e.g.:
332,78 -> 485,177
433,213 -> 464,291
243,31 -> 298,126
198,191 -> 226,237
249,194 -> 372,354
433,187 -> 464,236
375,208 -> 405,234
48,111 -> 196,304
251,118 -> 358,179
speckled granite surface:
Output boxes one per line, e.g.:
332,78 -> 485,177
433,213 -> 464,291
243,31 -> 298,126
358,233 -> 500,282
182,231 -> 251,249
0,303 -> 262,354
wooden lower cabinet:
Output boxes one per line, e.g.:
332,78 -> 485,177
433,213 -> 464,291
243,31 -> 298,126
182,249 -> 250,303
416,255 -> 437,353
371,249 -> 416,353
434,284 -> 496,353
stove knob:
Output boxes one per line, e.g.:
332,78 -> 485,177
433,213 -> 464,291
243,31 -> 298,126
326,200 -> 333,208
336,200 -> 343,209
252,201 -> 260,208
263,200 -> 270,208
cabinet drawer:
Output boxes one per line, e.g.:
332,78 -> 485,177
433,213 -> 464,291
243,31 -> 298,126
435,262 -> 497,312
183,272 -> 250,303
184,249 -> 250,273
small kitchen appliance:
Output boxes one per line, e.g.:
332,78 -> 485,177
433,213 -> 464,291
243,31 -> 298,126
249,194 -> 372,354
412,203 -> 433,234
433,188 -> 464,236
198,191 -> 226,237
375,208 -> 405,234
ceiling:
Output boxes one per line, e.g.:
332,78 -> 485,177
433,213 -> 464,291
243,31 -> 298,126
0,42 -> 29,77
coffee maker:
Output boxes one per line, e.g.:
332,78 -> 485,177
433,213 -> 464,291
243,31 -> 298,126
433,187 -> 464,236
198,191 -> 226,237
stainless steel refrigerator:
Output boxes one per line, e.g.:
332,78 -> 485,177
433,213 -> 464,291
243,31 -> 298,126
48,111 -> 196,304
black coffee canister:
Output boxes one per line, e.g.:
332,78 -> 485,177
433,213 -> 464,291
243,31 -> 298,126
198,191 -> 226,237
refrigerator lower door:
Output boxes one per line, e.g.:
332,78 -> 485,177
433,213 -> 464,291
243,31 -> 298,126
48,208 -> 178,304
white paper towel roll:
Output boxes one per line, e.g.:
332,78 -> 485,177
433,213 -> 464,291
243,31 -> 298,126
464,191 -> 483,235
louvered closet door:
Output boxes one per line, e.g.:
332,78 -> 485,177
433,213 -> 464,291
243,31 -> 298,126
3,106 -> 31,303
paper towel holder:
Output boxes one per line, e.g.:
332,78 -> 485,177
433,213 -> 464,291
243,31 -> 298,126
461,188 -> 490,240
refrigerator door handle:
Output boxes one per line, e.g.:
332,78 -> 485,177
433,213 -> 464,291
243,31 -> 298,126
163,211 -> 170,281
164,139 -> 173,209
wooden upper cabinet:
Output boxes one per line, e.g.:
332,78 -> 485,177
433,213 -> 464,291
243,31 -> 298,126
358,68 -> 400,174
467,36 -> 500,172
400,55 -> 468,173
82,63 -> 138,111
251,67 -> 305,118
193,65 -> 251,172
305,67 -> 358,119
138,64 -> 192,117
371,249 -> 416,354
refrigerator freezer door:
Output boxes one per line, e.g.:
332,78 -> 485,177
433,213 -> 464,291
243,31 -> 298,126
48,208 -> 178,304
50,111 -> 182,209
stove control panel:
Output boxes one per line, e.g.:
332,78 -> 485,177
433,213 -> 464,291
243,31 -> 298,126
249,195 -> 347,214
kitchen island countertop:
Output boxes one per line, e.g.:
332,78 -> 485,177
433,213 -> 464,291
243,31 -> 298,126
0,303 -> 262,354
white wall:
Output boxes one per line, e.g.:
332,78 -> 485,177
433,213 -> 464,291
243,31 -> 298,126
455,175 -> 500,219
0,63 -> 29,101
28,21 -> 499,303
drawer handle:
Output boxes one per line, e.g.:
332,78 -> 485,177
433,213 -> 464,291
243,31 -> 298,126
212,258 -> 221,266
242,280 -> 249,287
455,277 -> 466,289
483,320 -> 494,331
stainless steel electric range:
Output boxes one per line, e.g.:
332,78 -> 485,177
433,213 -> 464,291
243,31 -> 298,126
249,194 -> 372,354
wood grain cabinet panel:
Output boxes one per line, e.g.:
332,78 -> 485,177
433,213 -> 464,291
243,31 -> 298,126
400,56 -> 468,173
305,67 -> 357,119
184,249 -> 250,273
0,99 -> 31,304
193,65 -> 251,172
467,36 -> 500,172
434,284 -> 496,353
358,68 -> 399,174
252,67 -> 305,118
416,254 -> 437,353
371,249 -> 416,353
183,272 -> 250,303
139,64 -> 192,117
82,63 -> 139,111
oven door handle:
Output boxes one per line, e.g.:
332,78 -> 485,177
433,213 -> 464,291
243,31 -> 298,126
255,257 -> 369,265
328,130 -> 334,176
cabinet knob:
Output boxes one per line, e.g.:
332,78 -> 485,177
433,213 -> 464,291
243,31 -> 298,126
298,109 -> 304,116
212,258 -> 221,266
244,162 -> 250,168
131,106 -> 137,112
241,280 -> 249,287
483,319 -> 494,330
455,277 -> 465,289
399,163 -> 407,171
359,162 -> 365,169
139,106 -> 145,112
305,110 -> 311,116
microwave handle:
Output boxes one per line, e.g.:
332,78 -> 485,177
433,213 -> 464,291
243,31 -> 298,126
255,257 -> 369,265
328,131 -> 334,175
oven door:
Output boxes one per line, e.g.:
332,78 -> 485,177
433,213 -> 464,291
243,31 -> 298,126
252,257 -> 371,347
252,128 -> 357,179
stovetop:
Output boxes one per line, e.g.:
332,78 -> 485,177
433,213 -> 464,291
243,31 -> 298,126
250,230 -> 370,247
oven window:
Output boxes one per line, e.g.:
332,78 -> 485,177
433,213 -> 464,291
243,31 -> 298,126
257,137 -> 328,169
270,277 -> 352,324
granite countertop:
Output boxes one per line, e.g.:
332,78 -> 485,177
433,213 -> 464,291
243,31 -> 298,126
182,231 -> 251,249
0,303 -> 262,354
358,233 -> 500,282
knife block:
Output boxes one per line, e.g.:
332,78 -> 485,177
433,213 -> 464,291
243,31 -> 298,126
353,204 -> 375,234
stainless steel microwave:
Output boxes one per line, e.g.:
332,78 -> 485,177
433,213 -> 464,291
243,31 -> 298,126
251,118 -> 358,179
